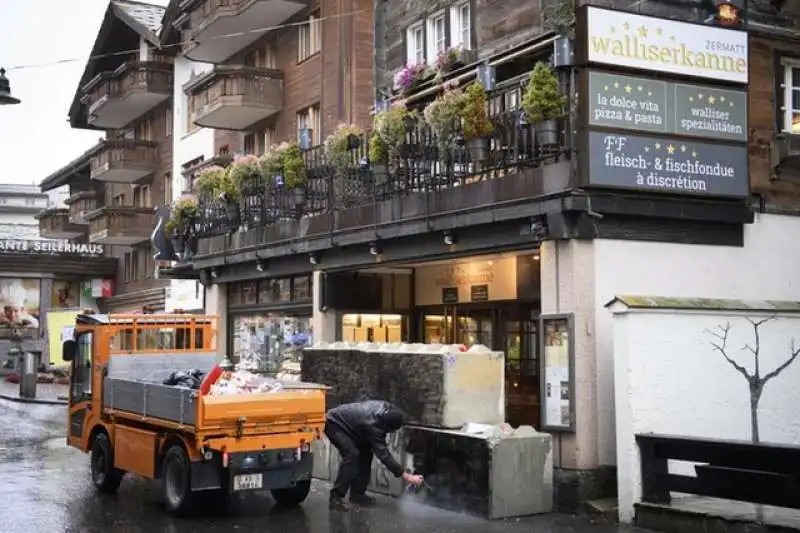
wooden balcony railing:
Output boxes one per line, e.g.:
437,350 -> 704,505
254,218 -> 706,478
185,66 -> 283,129
178,0 -> 309,63
36,208 -> 84,239
64,191 -> 99,225
90,140 -> 158,183
86,206 -> 155,245
80,61 -> 172,115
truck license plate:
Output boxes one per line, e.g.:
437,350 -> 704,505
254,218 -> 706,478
233,473 -> 263,491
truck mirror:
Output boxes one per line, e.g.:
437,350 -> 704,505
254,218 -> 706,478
62,339 -> 77,362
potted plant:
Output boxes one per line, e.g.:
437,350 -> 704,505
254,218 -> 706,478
369,105 -> 418,187
262,142 -> 308,205
164,197 -> 197,259
192,164 -> 239,228
228,154 -> 260,188
543,1 -> 576,67
423,86 -> 465,159
521,61 -> 566,146
434,47 -> 478,77
460,82 -> 494,161
393,63 -> 433,96
324,123 -> 364,176
325,123 -> 367,206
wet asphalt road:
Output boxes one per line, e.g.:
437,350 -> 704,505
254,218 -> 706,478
0,399 -> 653,533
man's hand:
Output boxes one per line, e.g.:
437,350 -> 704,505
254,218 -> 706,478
402,472 -> 424,487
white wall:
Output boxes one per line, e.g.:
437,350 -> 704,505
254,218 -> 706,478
611,306 -> 800,521
593,213 -> 800,467
170,56 -> 215,312
171,55 -> 214,197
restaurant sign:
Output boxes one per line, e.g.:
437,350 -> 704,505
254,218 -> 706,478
0,240 -> 105,255
583,6 -> 748,83
586,131 -> 749,198
587,71 -> 747,142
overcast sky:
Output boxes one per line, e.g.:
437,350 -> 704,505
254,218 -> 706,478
0,0 -> 168,187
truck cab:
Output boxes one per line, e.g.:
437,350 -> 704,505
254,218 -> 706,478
63,313 -> 326,515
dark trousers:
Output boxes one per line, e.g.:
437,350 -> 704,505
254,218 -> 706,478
325,420 -> 373,499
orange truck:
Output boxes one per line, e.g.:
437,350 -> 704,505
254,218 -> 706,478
62,313 -> 326,515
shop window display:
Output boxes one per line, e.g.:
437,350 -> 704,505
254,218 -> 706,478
231,314 -> 313,379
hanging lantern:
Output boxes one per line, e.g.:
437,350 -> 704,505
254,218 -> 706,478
0,68 -> 20,106
715,0 -> 743,27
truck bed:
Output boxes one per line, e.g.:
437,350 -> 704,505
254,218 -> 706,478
103,377 -> 328,428
102,352 -> 327,431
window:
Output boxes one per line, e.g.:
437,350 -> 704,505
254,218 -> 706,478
426,12 -> 447,63
780,58 -> 800,133
164,173 -> 172,204
450,2 -> 471,50
298,11 -> 322,62
112,193 -> 126,207
124,252 -> 132,282
297,104 -> 321,146
69,332 -> 93,403
406,23 -> 425,65
262,126 -> 275,153
133,185 -> 151,208
182,157 -> 204,191
135,118 -> 152,141
244,133 -> 257,154
165,104 -> 173,136
244,43 -> 277,68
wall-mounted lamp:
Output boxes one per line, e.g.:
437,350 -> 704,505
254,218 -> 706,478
309,253 -> 319,265
533,251 -> 541,261
443,231 -> 455,246
530,219 -> 549,241
256,260 -> 267,273
369,242 -> 381,256
210,267 -> 219,279
0,68 -> 21,106
715,0 -> 743,26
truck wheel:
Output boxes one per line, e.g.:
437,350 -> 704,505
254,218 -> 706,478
91,432 -> 124,493
271,479 -> 311,507
163,445 -> 195,515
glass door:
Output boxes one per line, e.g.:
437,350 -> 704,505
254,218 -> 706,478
501,306 -> 540,428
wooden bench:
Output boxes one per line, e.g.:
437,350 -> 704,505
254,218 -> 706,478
637,433 -> 800,509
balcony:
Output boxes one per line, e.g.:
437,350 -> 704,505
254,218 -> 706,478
178,0 -> 310,63
36,208 -> 84,239
185,66 -> 283,130
192,84 -> 572,253
64,190 -> 99,225
81,61 -> 172,129
86,206 -> 154,246
90,140 -> 158,184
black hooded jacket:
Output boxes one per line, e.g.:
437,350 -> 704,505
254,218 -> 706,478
325,400 -> 406,478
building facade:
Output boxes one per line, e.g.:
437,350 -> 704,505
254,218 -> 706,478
0,183 -> 116,371
156,0 -> 800,508
38,0 -> 174,314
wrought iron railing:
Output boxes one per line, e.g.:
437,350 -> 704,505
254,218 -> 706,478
193,85 -> 570,239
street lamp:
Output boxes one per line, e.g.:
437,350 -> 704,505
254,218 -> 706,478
0,68 -> 20,105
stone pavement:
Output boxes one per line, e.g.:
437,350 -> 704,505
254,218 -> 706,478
0,398 -> 657,533
0,380 -> 67,405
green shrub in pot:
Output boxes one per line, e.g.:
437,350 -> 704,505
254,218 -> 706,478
521,61 -> 566,146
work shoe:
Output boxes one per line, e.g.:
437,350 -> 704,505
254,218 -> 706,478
349,494 -> 377,507
329,495 -> 350,511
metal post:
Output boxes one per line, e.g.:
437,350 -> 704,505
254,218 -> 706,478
10,327 -> 36,399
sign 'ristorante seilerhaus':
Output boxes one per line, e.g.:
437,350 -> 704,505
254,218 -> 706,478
0,240 -> 104,255
587,71 -> 748,142
586,131 -> 749,198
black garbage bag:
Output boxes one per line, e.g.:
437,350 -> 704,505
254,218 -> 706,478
162,368 -> 206,389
